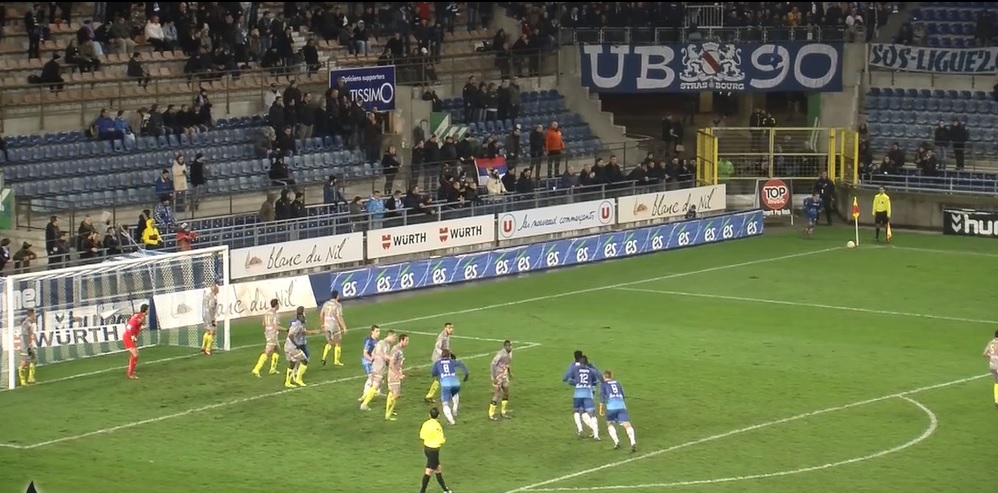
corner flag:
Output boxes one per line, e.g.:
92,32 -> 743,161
851,197 -> 860,220
886,222 -> 893,242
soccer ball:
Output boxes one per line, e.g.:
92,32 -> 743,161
846,241 -> 856,249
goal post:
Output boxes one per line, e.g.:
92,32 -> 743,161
1,246 -> 230,389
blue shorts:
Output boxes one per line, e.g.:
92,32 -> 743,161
362,360 -> 373,375
806,214 -> 818,225
573,397 -> 595,412
606,409 -> 630,424
441,385 -> 461,402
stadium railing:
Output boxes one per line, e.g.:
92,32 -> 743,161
15,138 -> 647,232
864,136 -> 998,173
862,173 -> 998,196
0,49 -> 559,132
9,178 -> 685,273
557,26 -> 860,46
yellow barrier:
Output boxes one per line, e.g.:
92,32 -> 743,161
695,127 -> 859,184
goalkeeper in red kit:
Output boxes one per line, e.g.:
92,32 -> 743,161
125,304 -> 149,379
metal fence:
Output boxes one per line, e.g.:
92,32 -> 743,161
11,178 -> 686,273
559,26 -> 860,46
685,5 -> 725,28
863,174 -> 998,196
702,127 -> 859,183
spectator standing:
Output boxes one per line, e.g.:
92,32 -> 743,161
298,93 -> 317,139
462,76 -> 479,122
104,227 -> 124,256
529,124 -> 544,177
172,154 -> 189,210
25,5 -> 41,59
188,152 -> 207,210
544,121 -> 565,177
176,224 -> 198,251
364,112 -> 383,162
932,121 -> 950,165
501,166 -> 517,192
366,191 -> 386,229
44,215 -> 61,257
486,168 -> 507,195
275,189 -> 293,220
259,192 -> 277,221
381,145 -> 401,193
323,175 -> 347,207
813,171 -> 836,225
950,118 -> 968,169
385,189 -> 405,218
410,139 -> 426,188
77,215 -> 97,251
505,125 -> 522,169
290,191 -> 306,218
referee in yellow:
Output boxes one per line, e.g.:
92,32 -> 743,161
419,407 -> 452,493
872,186 -> 892,242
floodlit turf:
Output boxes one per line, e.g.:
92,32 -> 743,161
1,227 -> 996,493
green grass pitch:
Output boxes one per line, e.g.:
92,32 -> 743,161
1,227 -> 996,493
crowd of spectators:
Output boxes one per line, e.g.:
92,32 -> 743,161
857,118 -> 971,179
506,2 -> 893,42
37,213 -> 136,270
898,6 -> 990,47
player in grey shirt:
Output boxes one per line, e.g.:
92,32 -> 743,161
426,323 -> 454,402
17,308 -> 38,386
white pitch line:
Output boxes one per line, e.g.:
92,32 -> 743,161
886,245 -> 998,259
525,396 -> 939,492
615,287 -> 998,325
0,342 -> 542,450
504,373 -> 983,493
1,247 -> 837,393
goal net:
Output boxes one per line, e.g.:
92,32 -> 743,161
1,245 -> 230,389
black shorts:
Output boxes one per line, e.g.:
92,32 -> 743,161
875,211 -> 889,226
424,447 -> 441,470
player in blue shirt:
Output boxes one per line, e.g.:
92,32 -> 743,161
358,326 -> 380,401
430,349 -> 469,425
599,369 -> 637,453
563,355 -> 602,440
802,192 -> 823,239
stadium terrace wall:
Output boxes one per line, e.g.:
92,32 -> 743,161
840,187 -> 998,231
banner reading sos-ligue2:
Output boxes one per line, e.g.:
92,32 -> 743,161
329,65 -> 397,112
579,42 -> 843,93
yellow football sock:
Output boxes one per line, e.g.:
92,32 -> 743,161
295,363 -> 308,385
385,393 -> 396,419
285,368 -> 295,387
17,367 -> 26,385
270,353 -> 280,372
202,332 -> 211,351
993,383 -> 998,404
333,345 -> 342,365
488,403 -> 497,418
426,380 -> 440,400
322,344 -> 332,362
27,363 -> 35,382
206,334 -> 215,352
501,399 -> 509,414
361,385 -> 379,406
252,353 -> 267,374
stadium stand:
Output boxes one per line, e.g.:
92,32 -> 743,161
901,2 -> 997,47
865,0 -> 998,192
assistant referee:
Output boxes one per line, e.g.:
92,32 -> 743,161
419,407 -> 452,493
871,186 -> 892,242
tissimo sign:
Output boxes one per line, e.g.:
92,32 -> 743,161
943,208 -> 998,238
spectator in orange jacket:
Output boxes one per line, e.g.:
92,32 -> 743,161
544,121 -> 565,178
176,223 -> 199,251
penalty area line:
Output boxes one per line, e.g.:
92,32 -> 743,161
504,374 -> 982,493
614,287 -> 998,325
523,396 -> 939,492
0,247 -> 835,393
8,342 -> 542,450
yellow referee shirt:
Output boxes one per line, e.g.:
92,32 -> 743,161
871,192 -> 891,217
419,418 -> 446,449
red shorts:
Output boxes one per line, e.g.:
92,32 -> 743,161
123,337 -> 137,350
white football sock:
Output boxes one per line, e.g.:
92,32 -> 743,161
626,426 -> 636,445
362,380 -> 371,396
442,403 -> 455,425
452,394 -> 460,414
573,412 -> 584,433
587,414 -> 600,439
607,424 -> 620,446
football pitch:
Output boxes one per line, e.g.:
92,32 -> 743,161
1,228 -> 996,493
